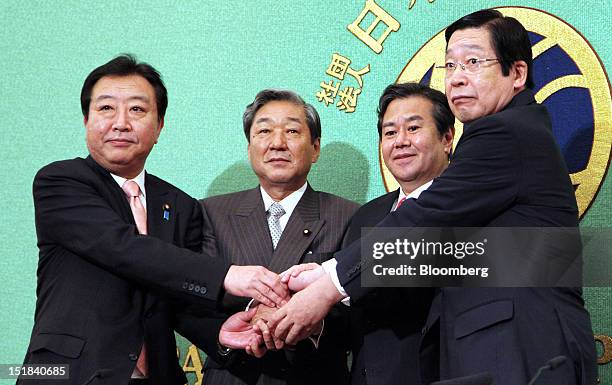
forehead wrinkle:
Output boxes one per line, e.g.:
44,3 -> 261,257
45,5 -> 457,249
255,116 -> 303,125
446,43 -> 486,55
94,94 -> 151,103
382,114 -> 424,130
286,117 -> 303,124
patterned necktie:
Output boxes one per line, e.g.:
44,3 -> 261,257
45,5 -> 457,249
394,196 -> 407,211
121,180 -> 148,377
267,202 -> 286,249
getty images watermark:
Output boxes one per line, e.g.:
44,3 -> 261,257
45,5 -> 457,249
360,227 -> 612,287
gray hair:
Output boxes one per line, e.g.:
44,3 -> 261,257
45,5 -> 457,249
243,89 -> 321,143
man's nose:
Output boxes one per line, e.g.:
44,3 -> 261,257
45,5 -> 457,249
395,128 -> 411,147
112,108 -> 131,131
448,67 -> 468,87
269,130 -> 288,149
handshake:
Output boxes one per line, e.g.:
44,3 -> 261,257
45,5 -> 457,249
218,262 -> 345,357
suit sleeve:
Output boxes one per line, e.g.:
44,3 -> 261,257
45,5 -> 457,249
33,162 -> 230,307
336,115 -> 521,302
174,200 -> 236,365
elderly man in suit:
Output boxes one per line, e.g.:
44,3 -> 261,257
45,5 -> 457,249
342,83 -> 454,385
179,89 -> 358,385
20,55 -> 288,385
270,9 -> 597,385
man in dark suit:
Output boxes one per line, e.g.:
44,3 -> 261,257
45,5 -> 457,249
177,89 -> 358,385
343,83 -> 454,385
270,9 -> 597,385
20,55 -> 288,385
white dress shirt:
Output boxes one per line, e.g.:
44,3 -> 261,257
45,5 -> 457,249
260,183 -> 307,231
110,169 -> 147,209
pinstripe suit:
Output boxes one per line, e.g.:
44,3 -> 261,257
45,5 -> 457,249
178,184 -> 358,385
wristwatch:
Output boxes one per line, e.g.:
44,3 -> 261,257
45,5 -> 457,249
217,341 -> 232,356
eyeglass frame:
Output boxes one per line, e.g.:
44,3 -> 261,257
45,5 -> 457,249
435,58 -> 500,75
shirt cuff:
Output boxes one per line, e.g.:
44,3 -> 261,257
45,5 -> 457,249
321,258 -> 350,306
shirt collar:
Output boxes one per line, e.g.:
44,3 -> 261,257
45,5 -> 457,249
110,169 -> 147,198
395,180 -> 433,211
260,182 -> 308,215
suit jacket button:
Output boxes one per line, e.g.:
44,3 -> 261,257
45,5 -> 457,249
182,282 -> 188,289
188,283 -> 194,290
129,353 -> 138,361
362,368 -> 367,376
421,326 -> 428,335
194,285 -> 200,293
200,286 -> 208,294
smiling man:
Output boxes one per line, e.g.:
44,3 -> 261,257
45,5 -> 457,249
20,55 -> 289,385
341,83 -> 453,385
269,9 -> 597,385
178,89 -> 357,385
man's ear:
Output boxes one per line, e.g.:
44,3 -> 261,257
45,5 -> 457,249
154,118 -> 165,144
311,138 -> 321,163
512,60 -> 528,90
443,126 -> 455,155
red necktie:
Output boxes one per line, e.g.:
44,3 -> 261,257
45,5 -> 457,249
394,196 -> 407,211
121,180 -> 148,376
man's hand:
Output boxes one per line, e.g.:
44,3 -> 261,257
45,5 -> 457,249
250,303 -> 276,325
268,273 -> 344,345
224,265 -> 289,307
280,263 -> 324,292
250,304 -> 285,350
219,308 -> 262,349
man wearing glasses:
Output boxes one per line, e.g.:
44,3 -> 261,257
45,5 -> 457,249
269,9 -> 597,385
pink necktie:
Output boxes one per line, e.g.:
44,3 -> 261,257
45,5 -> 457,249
121,180 -> 148,376
394,196 -> 407,211
122,180 -> 147,235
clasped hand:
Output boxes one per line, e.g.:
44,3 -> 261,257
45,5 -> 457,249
219,263 -> 341,357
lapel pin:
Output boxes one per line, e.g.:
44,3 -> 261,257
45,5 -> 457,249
163,203 -> 171,221
303,229 -> 311,236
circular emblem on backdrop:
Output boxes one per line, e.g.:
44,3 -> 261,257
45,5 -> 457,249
381,6 -> 611,219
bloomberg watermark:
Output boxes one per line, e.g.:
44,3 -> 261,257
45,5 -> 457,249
360,227 -> 611,287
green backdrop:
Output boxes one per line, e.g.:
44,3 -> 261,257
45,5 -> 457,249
1,1 -> 610,384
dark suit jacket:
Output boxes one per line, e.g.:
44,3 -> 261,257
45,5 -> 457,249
342,190 -> 435,385
335,90 -> 597,385
21,156 -> 230,385
176,185 -> 358,385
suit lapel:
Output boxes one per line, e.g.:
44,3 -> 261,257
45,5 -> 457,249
269,185 -> 324,273
143,173 -> 175,313
370,190 -> 399,224
85,156 -> 135,225
145,173 -> 175,244
229,188 -> 273,266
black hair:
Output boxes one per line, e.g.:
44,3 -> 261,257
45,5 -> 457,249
377,82 -> 454,139
445,9 -> 534,89
81,54 -> 167,121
